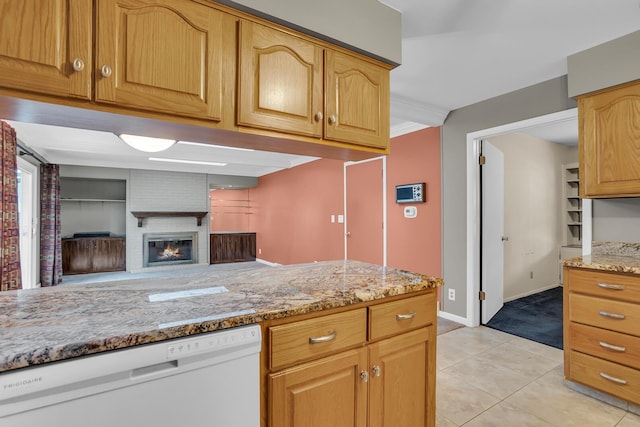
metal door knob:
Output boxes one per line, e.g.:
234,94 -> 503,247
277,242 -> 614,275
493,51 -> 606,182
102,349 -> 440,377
328,114 -> 337,125
346,232 -> 351,237
101,64 -> 112,78
314,112 -> 323,122
72,58 -> 85,72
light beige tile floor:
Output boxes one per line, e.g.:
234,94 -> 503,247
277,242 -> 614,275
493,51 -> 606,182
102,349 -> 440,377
437,326 -> 640,426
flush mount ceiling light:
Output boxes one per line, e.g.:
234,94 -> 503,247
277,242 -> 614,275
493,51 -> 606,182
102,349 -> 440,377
148,157 -> 227,167
177,140 -> 255,152
119,134 -> 176,152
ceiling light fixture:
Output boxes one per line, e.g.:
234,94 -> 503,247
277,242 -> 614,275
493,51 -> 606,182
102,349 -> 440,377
148,157 -> 227,167
177,140 -> 255,152
119,134 -> 176,152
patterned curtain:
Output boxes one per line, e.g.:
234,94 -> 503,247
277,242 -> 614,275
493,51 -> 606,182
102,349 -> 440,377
40,164 -> 62,287
0,121 -> 22,291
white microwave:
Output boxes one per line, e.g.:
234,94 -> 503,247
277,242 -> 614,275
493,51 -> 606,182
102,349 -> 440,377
395,183 -> 426,204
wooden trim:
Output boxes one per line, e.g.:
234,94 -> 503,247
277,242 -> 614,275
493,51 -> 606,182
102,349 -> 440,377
130,211 -> 208,227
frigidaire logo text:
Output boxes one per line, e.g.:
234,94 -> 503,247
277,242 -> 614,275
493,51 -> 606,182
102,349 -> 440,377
3,376 -> 43,390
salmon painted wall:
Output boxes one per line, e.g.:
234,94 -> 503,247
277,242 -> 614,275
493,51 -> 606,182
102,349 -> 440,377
208,127 -> 441,275
252,159 -> 345,264
386,127 -> 441,277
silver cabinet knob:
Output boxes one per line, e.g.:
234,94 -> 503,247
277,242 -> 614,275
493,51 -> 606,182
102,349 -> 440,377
360,370 -> 369,383
72,58 -> 85,72
372,365 -> 381,377
101,64 -> 112,78
314,112 -> 323,122
328,114 -> 337,125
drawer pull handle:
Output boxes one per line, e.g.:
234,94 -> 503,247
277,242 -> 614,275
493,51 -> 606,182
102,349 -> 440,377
599,311 -> 626,320
599,372 -> 628,385
396,312 -> 417,321
599,341 -> 627,352
309,331 -> 337,344
598,283 -> 625,290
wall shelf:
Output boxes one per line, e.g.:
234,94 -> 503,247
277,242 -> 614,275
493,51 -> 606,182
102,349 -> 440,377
131,211 -> 208,227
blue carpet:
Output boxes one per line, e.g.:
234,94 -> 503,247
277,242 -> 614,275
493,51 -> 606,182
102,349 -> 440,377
486,286 -> 563,349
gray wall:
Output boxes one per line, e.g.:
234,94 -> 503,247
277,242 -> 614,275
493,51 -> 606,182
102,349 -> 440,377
441,76 -> 576,318
593,199 -> 640,243
568,30 -> 640,97
226,0 -> 401,65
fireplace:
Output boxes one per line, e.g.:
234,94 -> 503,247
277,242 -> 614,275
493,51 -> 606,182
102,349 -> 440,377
143,233 -> 198,267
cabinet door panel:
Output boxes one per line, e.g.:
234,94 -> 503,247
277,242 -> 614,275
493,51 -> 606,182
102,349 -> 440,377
96,0 -> 224,120
238,21 -> 323,137
580,82 -> 640,197
269,348 -> 367,427
369,327 -> 433,427
325,50 -> 389,149
0,0 -> 92,99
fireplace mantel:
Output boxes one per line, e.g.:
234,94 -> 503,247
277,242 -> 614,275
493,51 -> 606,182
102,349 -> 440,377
131,211 -> 208,227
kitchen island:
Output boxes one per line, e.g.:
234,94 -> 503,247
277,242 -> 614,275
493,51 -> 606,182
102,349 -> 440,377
0,260 -> 442,373
563,253 -> 640,413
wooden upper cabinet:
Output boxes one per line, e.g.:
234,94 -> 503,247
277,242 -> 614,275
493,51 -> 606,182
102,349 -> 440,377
0,0 -> 92,99
580,81 -> 640,198
325,50 -> 390,149
238,20 -> 323,137
238,20 -> 391,149
95,0 -> 225,121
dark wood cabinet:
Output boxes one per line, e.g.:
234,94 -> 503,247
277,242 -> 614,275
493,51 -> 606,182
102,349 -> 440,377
210,233 -> 256,264
62,237 -> 126,274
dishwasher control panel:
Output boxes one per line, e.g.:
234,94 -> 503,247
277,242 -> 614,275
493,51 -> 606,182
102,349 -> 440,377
166,325 -> 261,359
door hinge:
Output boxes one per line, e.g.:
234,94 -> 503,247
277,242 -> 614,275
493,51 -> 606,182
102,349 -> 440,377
479,291 -> 486,301
479,155 -> 486,165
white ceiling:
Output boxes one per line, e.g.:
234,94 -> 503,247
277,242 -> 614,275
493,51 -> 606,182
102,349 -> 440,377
12,0 -> 640,174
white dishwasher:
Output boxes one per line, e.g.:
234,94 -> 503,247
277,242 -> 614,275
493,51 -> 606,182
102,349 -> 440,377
0,324 -> 261,427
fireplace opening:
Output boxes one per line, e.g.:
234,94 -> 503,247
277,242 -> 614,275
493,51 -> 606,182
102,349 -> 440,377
144,233 -> 197,267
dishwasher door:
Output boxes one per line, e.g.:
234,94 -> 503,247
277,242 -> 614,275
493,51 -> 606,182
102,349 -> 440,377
0,325 -> 261,427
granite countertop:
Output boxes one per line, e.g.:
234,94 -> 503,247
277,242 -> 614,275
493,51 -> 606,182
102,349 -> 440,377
563,254 -> 640,275
0,260 -> 443,373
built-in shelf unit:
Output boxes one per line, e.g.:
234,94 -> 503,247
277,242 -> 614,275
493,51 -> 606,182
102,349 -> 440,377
562,162 -> 582,247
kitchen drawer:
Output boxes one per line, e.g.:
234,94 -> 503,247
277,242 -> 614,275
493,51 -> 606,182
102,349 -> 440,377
567,268 -> 640,303
269,308 -> 366,370
569,322 -> 640,369
570,350 -> 640,406
569,293 -> 640,337
369,293 -> 436,341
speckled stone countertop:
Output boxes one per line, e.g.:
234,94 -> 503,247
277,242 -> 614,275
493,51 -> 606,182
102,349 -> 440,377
0,260 -> 443,373
564,254 -> 640,275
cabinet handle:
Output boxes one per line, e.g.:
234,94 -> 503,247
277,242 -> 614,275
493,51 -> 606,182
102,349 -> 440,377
314,112 -> 323,122
598,283 -> 625,290
101,64 -> 112,78
372,365 -> 381,377
360,370 -> 369,383
599,341 -> 626,352
328,114 -> 337,125
396,312 -> 417,321
599,372 -> 627,385
599,311 -> 625,320
309,331 -> 337,344
72,57 -> 85,72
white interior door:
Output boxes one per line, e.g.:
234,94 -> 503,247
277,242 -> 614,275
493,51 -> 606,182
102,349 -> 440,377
344,158 -> 385,265
17,158 -> 38,289
481,141 -> 504,324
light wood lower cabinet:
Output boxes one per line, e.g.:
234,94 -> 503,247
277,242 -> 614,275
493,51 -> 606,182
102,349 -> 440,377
564,266 -> 640,405
263,291 -> 436,427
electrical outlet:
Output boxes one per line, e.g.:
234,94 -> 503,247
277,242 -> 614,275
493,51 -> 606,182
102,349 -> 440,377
258,248 -> 262,255
448,289 -> 455,301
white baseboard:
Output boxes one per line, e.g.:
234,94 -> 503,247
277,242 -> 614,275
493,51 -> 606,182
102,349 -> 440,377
256,258 -> 281,267
504,283 -> 561,303
438,310 -> 473,327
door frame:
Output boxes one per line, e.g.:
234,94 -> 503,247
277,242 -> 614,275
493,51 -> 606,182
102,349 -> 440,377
464,107 -> 591,327
343,156 -> 387,266
17,157 -> 39,289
